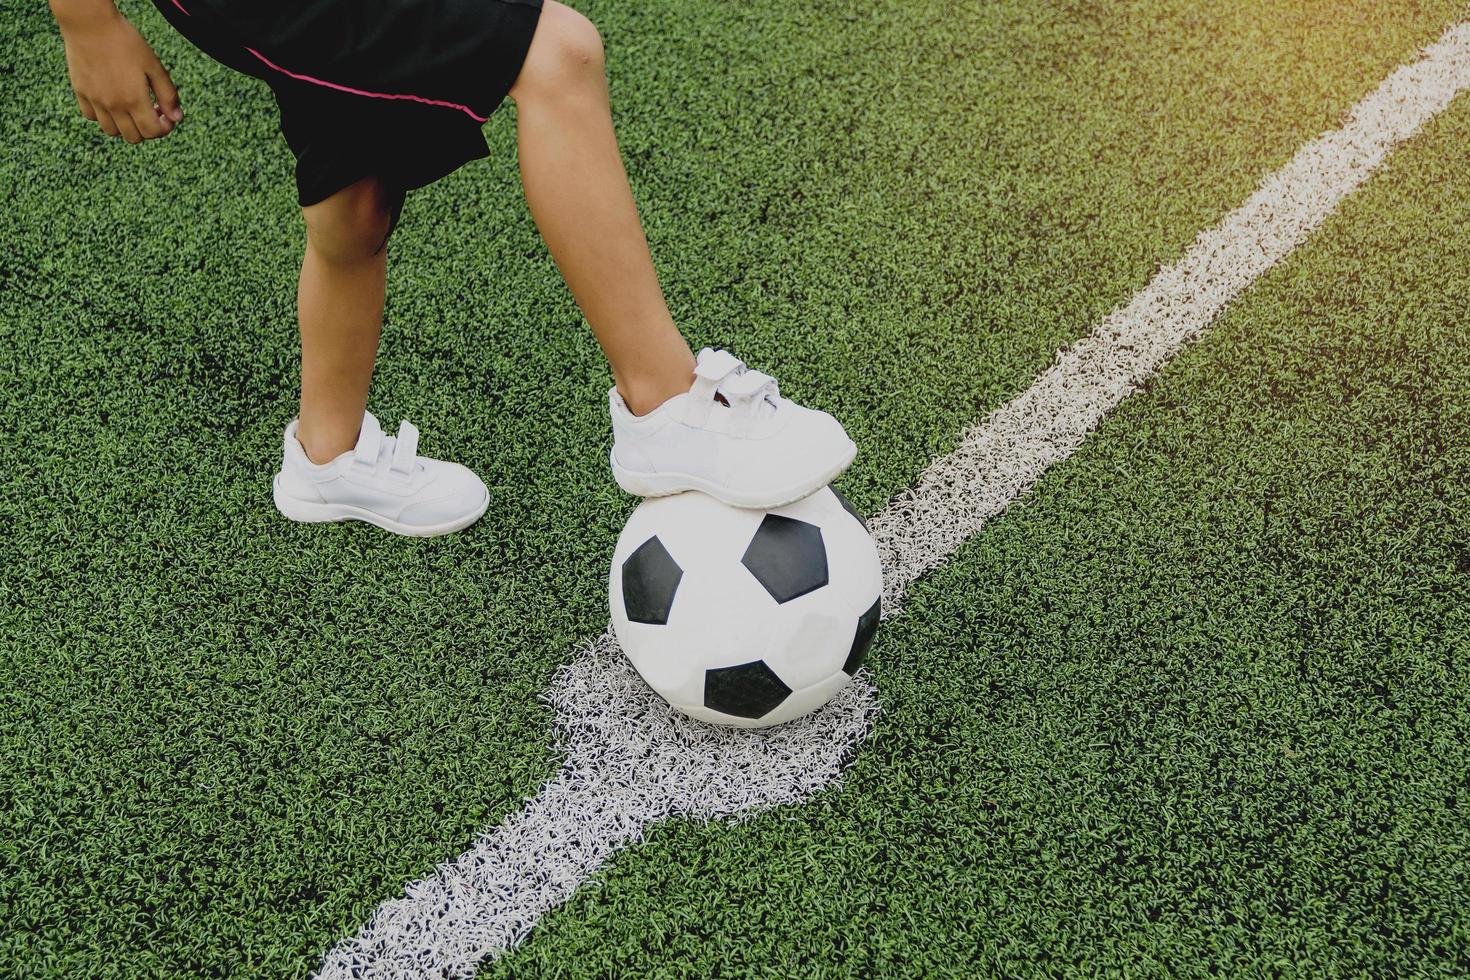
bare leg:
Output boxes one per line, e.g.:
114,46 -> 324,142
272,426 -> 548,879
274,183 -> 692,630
295,177 -> 394,463
509,1 -> 695,416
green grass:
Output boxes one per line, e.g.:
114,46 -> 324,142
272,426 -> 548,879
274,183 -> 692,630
2,0 -> 1468,974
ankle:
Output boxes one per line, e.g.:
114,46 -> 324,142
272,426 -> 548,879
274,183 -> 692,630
296,417 -> 359,464
618,370 -> 694,417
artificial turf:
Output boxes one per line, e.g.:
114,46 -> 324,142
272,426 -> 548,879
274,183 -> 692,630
2,0 -> 1467,974
496,80 -> 1470,979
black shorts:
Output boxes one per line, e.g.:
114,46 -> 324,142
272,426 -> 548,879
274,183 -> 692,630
152,0 -> 542,230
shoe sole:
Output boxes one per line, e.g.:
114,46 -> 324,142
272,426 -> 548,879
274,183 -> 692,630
609,439 -> 857,509
272,476 -> 489,538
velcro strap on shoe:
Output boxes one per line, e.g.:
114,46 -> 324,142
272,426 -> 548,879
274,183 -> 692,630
686,348 -> 745,428
724,367 -> 782,437
693,347 -> 743,381
721,369 -> 774,400
390,421 -> 419,476
352,412 -> 383,468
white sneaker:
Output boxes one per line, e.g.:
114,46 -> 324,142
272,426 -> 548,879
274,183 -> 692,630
609,347 -> 857,509
272,411 -> 489,536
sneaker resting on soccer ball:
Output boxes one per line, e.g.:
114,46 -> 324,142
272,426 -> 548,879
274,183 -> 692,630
273,411 -> 489,537
608,347 -> 857,509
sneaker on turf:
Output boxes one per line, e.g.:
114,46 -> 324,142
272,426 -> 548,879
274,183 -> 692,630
608,347 -> 857,509
272,411 -> 488,536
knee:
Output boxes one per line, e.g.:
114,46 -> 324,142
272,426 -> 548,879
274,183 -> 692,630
511,1 -> 605,101
302,177 -> 395,263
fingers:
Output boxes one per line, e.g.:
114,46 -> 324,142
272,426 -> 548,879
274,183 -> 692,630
147,65 -> 183,123
98,92 -> 174,143
80,67 -> 184,143
93,106 -> 121,139
112,109 -> 143,144
128,102 -> 171,140
91,104 -> 169,143
123,67 -> 172,140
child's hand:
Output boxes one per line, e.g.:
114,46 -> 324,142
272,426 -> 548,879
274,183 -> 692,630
56,6 -> 183,143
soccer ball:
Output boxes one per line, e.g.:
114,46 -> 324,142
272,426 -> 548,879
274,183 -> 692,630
609,486 -> 882,729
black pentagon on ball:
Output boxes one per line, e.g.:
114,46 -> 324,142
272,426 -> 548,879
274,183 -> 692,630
622,535 -> 682,625
704,660 -> 793,719
843,597 -> 881,675
741,514 -> 828,603
831,486 -> 868,531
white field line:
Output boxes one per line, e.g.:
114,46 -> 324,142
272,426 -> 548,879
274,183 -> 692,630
319,21 -> 1470,979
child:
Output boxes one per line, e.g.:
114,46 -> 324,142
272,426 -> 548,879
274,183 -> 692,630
49,0 -> 856,535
